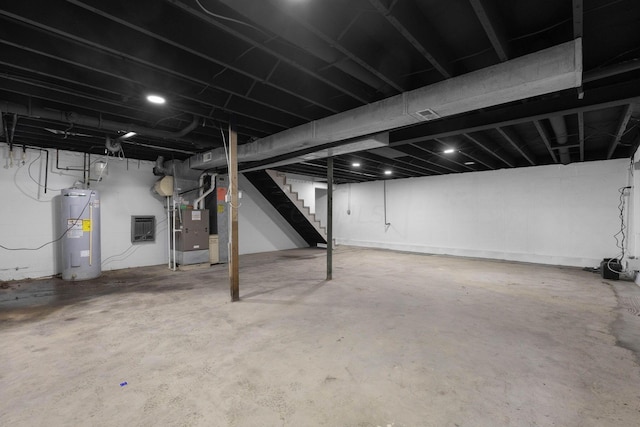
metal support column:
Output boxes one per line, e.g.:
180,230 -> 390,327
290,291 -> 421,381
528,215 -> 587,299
229,122 -> 240,301
327,157 -> 333,280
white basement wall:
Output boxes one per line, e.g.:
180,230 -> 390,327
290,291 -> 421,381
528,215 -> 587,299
333,159 -> 630,267
238,174 -> 307,254
0,146 -> 310,281
0,145 -> 168,281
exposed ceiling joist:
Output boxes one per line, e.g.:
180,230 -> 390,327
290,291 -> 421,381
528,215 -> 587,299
68,0 -> 344,115
167,0 -> 373,104
533,120 -> 559,163
577,111 -> 585,161
213,0 -> 403,93
404,144 -> 461,173
433,139 -> 478,171
391,78 -> 640,146
357,151 -> 439,176
462,133 -> 515,167
468,0 -> 509,62
607,104 -> 633,159
368,0 -> 453,78
0,15 -> 310,127
458,150 -> 495,170
496,127 -> 537,165
392,145 -> 456,174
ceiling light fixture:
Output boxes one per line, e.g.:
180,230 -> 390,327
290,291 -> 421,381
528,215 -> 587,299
146,94 -> 166,104
121,132 -> 137,139
464,161 -> 476,165
443,148 -> 456,154
352,162 -> 361,167
384,170 -> 392,175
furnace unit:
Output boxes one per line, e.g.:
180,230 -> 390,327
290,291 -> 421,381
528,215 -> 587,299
175,209 -> 209,265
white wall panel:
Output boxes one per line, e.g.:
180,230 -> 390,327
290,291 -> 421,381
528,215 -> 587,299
334,159 -> 629,267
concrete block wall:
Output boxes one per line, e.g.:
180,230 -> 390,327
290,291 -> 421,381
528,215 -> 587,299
333,159 -> 631,267
0,145 -> 168,281
0,145 -> 312,281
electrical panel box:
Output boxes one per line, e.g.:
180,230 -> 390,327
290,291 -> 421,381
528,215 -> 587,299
175,209 -> 209,252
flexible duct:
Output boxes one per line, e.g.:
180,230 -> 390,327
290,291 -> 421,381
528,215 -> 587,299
153,156 -> 173,176
105,137 -> 122,153
549,116 -> 571,164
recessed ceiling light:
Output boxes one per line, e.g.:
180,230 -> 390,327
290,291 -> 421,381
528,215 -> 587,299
121,132 -> 137,139
464,161 -> 476,165
352,162 -> 361,167
443,148 -> 455,154
384,170 -> 392,175
146,94 -> 166,104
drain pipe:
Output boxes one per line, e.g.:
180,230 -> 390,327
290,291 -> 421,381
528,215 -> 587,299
549,116 -> 571,164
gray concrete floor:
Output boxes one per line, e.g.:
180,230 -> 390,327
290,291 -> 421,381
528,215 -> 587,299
1,246 -> 640,427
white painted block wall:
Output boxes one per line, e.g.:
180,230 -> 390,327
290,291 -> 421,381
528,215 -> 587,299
333,159 -> 631,267
238,174 -> 307,254
0,146 -> 168,281
0,146 -> 308,281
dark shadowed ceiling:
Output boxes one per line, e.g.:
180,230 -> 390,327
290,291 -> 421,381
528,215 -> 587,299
1,0 -> 639,182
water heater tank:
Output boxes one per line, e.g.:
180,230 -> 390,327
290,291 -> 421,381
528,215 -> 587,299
60,189 -> 101,281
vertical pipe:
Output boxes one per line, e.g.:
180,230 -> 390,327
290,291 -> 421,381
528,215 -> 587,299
167,196 -> 171,269
44,149 -> 49,194
327,157 -> 333,281
172,197 -> 177,271
383,180 -> 390,227
229,122 -> 240,302
89,201 -> 93,266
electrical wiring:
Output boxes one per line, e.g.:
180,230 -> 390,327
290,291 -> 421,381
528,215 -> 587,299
26,151 -> 67,192
607,182 -> 632,274
0,189 -> 95,251
193,0 -> 271,38
101,218 -> 168,266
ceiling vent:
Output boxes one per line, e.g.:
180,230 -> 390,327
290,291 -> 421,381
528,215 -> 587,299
414,108 -> 440,121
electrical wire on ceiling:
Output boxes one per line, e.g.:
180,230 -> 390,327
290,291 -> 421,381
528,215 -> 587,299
193,0 -> 272,38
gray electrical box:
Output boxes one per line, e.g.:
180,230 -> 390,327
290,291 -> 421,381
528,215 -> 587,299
175,209 -> 209,251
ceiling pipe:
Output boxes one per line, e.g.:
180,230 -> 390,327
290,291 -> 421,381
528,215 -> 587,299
0,100 -> 202,144
549,116 -> 571,164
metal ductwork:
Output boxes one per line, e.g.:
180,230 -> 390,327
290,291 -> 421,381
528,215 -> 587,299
549,116 -> 571,164
182,40 -> 582,172
0,100 -> 202,144
153,156 -> 173,176
105,137 -> 122,153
